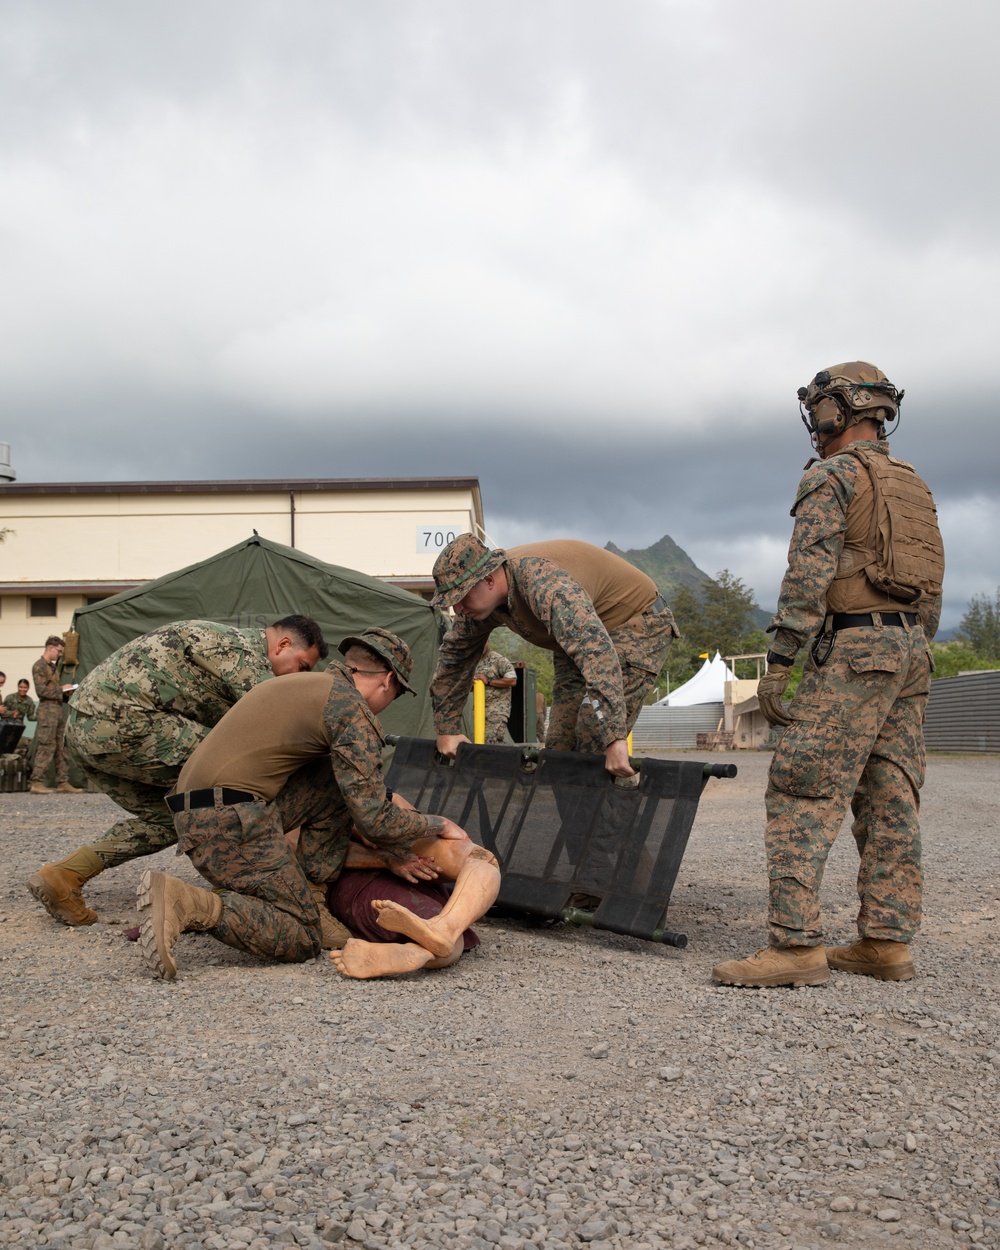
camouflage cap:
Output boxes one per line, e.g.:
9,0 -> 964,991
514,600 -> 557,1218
430,534 -> 507,609
338,628 -> 416,695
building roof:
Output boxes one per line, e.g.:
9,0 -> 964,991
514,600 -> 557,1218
0,476 -> 480,497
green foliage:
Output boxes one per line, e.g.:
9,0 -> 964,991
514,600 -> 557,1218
957,586 -> 1000,661
659,568 -> 766,689
929,640 -> 1000,679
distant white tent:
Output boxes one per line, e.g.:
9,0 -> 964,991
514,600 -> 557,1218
657,651 -> 736,706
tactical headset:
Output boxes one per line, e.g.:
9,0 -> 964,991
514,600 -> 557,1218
798,362 -> 903,445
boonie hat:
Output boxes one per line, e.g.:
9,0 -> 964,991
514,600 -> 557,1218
430,534 -> 507,609
338,628 -> 416,695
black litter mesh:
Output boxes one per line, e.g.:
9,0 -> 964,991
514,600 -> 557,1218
386,738 -> 715,942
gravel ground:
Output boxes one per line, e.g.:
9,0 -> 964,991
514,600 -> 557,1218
2,750 -> 998,1250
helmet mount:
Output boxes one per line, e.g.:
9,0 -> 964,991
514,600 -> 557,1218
798,362 -> 903,453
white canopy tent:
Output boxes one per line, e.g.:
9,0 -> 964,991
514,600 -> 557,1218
657,651 -> 736,706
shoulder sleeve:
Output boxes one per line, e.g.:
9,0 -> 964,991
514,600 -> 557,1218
186,627 -> 272,699
430,617 -> 491,734
768,457 -> 859,652
518,561 -> 629,744
324,684 -> 432,852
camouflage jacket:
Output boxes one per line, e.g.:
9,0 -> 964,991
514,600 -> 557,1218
3,693 -> 35,720
431,556 -> 633,738
71,620 -> 272,730
768,440 -> 943,659
322,662 -> 432,855
32,657 -> 64,704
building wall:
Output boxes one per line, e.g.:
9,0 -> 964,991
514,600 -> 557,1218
0,479 -> 482,683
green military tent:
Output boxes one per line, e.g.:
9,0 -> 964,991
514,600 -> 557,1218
69,534 -> 448,739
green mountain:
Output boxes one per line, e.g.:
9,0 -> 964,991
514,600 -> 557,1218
605,535 -> 712,597
607,535 -> 771,630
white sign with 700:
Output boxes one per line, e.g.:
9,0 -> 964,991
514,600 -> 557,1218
416,526 -> 466,554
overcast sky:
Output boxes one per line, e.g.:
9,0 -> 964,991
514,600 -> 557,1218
2,0 -> 997,628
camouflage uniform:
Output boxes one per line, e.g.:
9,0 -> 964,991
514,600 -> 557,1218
474,650 -> 516,744
65,621 -> 272,868
764,440 -> 941,948
174,663 -> 431,963
31,656 -> 70,786
3,693 -> 35,721
432,543 -> 677,753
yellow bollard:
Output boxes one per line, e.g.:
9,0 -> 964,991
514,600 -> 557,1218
627,731 -> 633,756
473,679 -> 486,744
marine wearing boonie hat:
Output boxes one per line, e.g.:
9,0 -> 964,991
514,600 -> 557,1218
338,628 -> 416,695
430,535 -> 507,609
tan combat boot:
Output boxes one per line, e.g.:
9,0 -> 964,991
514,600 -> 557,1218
713,944 -> 829,988
57,781 -> 84,794
309,881 -> 352,950
827,938 -> 914,981
26,848 -> 105,926
136,871 -> 223,981
29,780 -> 53,795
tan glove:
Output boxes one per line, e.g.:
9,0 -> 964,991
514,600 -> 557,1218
757,664 -> 793,727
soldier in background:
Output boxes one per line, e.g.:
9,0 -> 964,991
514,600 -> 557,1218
4,678 -> 36,722
713,362 -> 944,989
473,642 -> 517,744
26,616 -> 326,927
430,535 -> 677,776
29,637 -> 79,795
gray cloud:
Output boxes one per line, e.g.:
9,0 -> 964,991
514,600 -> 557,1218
1,0 -> 996,633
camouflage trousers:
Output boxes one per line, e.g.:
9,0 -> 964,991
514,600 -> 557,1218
175,759 -> 357,964
31,701 -> 70,786
765,624 -> 931,948
546,606 -> 676,753
484,702 -> 513,745
65,709 -> 209,869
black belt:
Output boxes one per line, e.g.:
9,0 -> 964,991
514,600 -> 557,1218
829,612 -> 918,631
166,787 -> 257,813
646,595 -> 671,615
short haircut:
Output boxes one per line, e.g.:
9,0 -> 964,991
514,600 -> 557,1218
342,643 -> 390,673
45,636 -> 63,649
18,678 -> 29,687
271,615 -> 329,660
0,672 -> 5,680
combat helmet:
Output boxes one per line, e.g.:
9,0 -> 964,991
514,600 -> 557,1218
797,361 -> 903,450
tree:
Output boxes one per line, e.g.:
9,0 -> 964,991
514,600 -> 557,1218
958,586 -> 1000,661
659,569 -> 765,688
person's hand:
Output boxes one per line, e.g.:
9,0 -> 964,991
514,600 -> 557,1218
758,665 -> 793,727
436,817 -> 471,841
436,733 -> 471,758
604,739 -> 635,778
383,852 -> 440,883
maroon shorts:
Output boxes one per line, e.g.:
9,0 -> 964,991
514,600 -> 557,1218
326,870 -> 479,951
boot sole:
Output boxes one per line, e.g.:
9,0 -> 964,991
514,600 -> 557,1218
713,968 -> 829,988
827,957 -> 914,981
136,870 -> 176,980
25,873 -> 98,926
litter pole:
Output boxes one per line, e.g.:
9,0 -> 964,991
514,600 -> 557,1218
559,905 -> 688,948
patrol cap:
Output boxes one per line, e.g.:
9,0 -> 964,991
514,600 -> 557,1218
430,534 -> 507,609
338,627 -> 416,695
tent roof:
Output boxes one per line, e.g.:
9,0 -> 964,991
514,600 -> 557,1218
657,651 -> 735,706
70,533 -> 447,738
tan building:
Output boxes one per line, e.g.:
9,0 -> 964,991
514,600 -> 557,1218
0,474 -> 483,682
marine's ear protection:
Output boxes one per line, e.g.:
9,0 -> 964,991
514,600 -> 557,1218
797,362 -> 904,449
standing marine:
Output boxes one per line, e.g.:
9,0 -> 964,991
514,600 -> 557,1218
714,362 -> 944,988
29,636 -> 80,794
